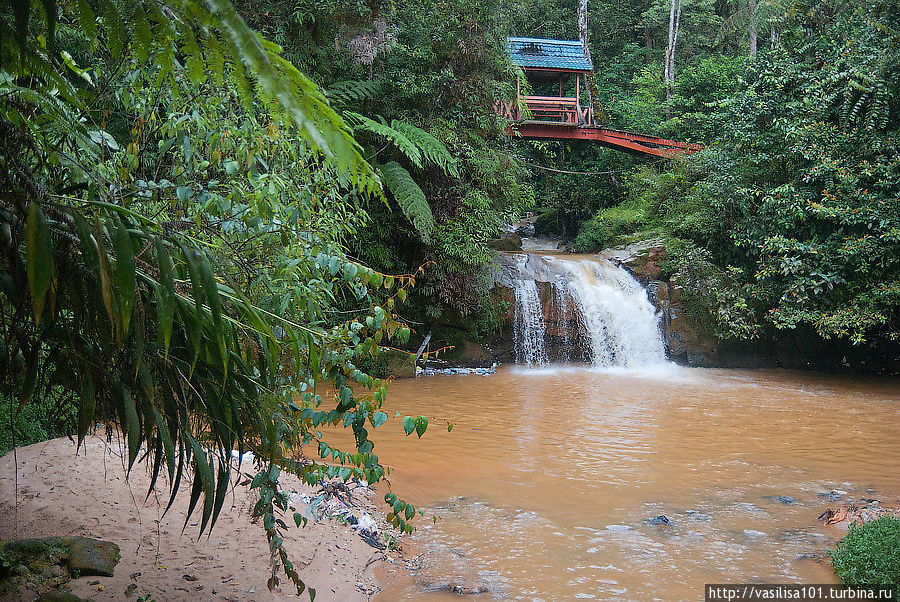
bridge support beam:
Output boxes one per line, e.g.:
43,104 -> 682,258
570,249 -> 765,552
510,123 -> 702,158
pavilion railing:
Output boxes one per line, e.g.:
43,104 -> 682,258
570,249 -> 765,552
494,96 -> 593,125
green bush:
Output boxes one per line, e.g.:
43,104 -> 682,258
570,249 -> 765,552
573,217 -> 612,252
0,394 -> 75,457
829,517 -> 900,585
574,198 -> 648,252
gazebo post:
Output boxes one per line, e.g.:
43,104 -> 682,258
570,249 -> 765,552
516,77 -> 521,119
575,75 -> 581,124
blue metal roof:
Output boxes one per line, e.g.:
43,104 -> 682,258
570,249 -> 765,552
507,37 -> 593,72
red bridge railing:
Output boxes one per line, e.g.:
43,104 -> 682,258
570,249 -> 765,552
493,99 -> 701,158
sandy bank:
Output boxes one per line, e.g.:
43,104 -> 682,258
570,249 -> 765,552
0,436 -> 387,601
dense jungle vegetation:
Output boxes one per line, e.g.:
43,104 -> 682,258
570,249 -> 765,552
0,0 -> 897,594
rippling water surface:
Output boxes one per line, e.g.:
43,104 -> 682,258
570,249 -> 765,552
364,365 -> 899,600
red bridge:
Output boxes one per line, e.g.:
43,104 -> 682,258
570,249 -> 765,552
500,37 -> 702,158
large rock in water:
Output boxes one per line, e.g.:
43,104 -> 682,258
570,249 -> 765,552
487,231 -> 523,252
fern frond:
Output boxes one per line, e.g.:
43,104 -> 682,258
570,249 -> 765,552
392,121 -> 459,177
326,80 -> 380,107
344,112 -> 423,168
379,161 -> 434,242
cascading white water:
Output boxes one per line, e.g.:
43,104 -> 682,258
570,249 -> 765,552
560,258 -> 666,367
511,254 -> 666,367
513,256 -> 548,366
553,276 -> 574,363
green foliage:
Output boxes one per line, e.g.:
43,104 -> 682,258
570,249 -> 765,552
829,517 -> 900,585
683,1 -> 900,345
566,0 -> 900,352
0,394 -> 74,456
0,0 -> 431,597
471,294 -> 511,339
575,197 -> 650,252
378,161 -> 435,242
661,240 -> 762,340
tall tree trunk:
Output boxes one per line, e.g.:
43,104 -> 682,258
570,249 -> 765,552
748,0 -> 758,56
644,27 -> 653,63
578,0 -> 589,51
578,0 -> 594,124
664,0 -> 682,112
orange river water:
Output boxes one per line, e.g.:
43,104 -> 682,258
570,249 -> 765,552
334,364 -> 899,600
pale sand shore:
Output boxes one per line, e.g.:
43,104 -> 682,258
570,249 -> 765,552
0,436 -> 386,601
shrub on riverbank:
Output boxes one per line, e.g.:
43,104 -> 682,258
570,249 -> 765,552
0,395 -> 74,457
829,517 -> 900,585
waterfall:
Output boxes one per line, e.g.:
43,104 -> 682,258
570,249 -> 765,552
509,254 -> 666,367
561,258 -> 666,367
513,257 -> 548,366
552,277 -> 574,363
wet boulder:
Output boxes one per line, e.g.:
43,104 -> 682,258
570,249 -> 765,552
645,515 -> 672,526
763,495 -> 798,506
487,232 -> 522,252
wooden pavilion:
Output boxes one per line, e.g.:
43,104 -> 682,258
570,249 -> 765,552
495,36 -> 702,158
497,37 -> 594,125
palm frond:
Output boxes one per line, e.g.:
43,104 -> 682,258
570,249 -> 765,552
326,80 -> 381,107
0,0 -> 380,196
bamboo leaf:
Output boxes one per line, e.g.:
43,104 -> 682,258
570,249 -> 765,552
73,213 -> 98,272
122,387 -> 140,471
210,460 -> 229,533
17,345 -> 38,411
77,374 -> 96,450
187,436 -> 215,536
198,251 -> 226,371
155,238 -> 176,357
25,202 -> 56,325
112,217 -> 136,336
179,243 -> 205,361
182,455 -> 204,533
95,217 -> 118,337
152,406 -> 176,482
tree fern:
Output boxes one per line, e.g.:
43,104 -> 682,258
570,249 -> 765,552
326,80 -> 381,107
344,111 -> 424,168
392,121 -> 460,177
378,161 -> 435,242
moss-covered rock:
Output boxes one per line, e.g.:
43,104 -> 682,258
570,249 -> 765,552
67,537 -> 119,577
380,349 -> 416,378
1,535 -> 120,597
486,233 -> 522,252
